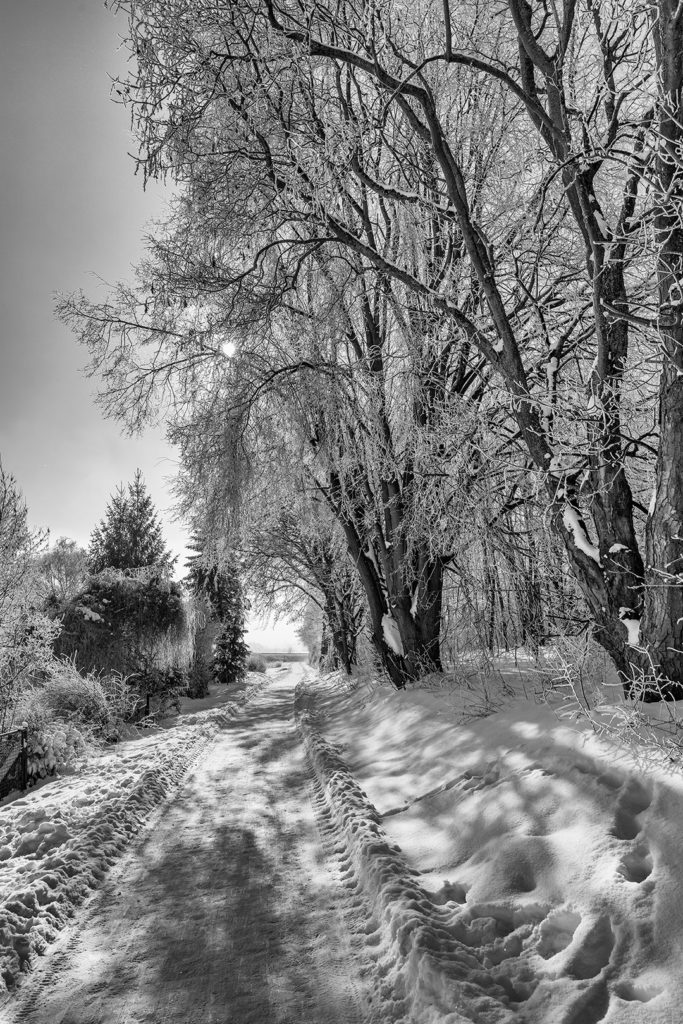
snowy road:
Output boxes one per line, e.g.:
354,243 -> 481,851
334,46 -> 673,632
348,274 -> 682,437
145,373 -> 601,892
6,666 -> 368,1024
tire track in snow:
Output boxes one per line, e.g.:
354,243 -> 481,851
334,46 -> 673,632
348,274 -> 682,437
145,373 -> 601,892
296,678 -> 676,1024
5,667 -> 368,1024
302,740 -> 382,1024
295,679 -> 523,1024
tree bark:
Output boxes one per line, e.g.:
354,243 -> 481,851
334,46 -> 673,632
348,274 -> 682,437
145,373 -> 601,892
641,0 -> 683,698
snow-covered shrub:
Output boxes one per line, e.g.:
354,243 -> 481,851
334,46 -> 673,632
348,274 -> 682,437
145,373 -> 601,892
53,568 -> 193,678
37,659 -> 137,739
534,634 -> 617,710
25,722 -> 87,781
0,611 -> 60,732
13,690 -> 88,781
12,659 -> 141,783
129,665 -> 187,717
534,636 -> 683,766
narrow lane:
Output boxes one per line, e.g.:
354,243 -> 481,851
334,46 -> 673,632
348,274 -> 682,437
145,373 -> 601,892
8,667 -> 367,1024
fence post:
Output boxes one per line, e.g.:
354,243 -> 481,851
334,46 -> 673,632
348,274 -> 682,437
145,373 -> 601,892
20,727 -> 28,790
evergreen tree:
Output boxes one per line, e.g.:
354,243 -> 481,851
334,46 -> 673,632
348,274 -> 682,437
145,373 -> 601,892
185,538 -> 249,686
88,470 -> 175,573
184,533 -> 232,620
213,577 -> 249,686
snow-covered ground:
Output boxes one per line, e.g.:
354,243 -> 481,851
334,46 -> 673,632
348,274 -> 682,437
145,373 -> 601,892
2,660 -> 683,1023
0,673 -> 266,1000
1,666 -> 369,1024
298,661 -> 683,1023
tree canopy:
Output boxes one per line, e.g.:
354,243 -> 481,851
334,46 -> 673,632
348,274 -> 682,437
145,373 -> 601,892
57,0 -> 683,694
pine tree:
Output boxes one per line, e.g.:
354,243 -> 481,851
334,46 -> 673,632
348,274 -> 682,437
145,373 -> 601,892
213,589 -> 249,686
212,623 -> 248,686
213,556 -> 249,686
185,534 -> 232,620
88,470 -> 175,573
185,539 -> 249,686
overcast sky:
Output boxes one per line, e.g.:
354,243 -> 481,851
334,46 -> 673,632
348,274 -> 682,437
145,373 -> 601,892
0,0 -> 302,650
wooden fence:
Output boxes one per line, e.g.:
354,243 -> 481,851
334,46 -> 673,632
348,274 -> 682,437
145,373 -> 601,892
0,727 -> 28,799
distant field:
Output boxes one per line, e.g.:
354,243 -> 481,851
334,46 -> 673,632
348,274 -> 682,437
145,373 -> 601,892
258,652 -> 308,663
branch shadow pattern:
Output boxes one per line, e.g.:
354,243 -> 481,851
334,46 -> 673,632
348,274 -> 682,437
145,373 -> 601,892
10,673 -> 363,1024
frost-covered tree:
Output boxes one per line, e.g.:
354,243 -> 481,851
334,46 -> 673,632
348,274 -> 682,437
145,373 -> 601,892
88,469 -> 174,573
297,600 -> 324,667
239,475 -> 365,675
57,0 -> 683,696
37,537 -> 88,605
0,463 -> 58,728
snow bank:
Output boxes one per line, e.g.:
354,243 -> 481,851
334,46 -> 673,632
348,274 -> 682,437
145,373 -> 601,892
0,727 -> 208,993
298,668 -> 682,1023
0,677 -> 264,995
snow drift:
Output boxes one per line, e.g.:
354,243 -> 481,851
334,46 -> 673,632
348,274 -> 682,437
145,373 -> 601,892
297,666 -> 681,1023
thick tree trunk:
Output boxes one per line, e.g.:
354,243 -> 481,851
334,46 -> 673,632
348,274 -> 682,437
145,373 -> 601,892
391,557 -> 444,678
343,533 -> 443,687
643,356 -> 683,697
322,592 -> 357,675
326,465 -> 444,688
318,620 -> 333,670
640,0 -> 683,698
336,519 -> 406,687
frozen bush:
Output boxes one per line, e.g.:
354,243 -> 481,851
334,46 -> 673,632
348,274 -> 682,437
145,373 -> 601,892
38,659 -> 137,739
13,688 -> 88,781
128,665 -> 187,717
246,653 -> 267,673
534,635 -> 683,767
11,659 -> 140,783
54,568 -> 193,678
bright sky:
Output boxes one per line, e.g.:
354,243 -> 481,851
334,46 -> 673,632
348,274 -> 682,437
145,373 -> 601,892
0,0 -> 302,651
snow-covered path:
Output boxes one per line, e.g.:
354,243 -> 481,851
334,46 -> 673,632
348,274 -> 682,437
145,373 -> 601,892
6,666 -> 367,1024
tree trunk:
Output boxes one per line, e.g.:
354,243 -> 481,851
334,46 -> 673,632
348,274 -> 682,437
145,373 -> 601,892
512,513 -> 545,652
318,620 -> 334,670
640,0 -> 683,699
335,519 -> 406,687
322,592 -> 356,674
391,556 -> 444,678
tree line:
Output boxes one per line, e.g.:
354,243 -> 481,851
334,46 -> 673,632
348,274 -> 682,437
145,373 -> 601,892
57,0 -> 683,695
0,463 -> 248,738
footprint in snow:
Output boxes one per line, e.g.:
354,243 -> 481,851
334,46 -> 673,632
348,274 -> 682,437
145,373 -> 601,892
610,777 -> 651,841
565,913 -> 615,980
537,910 -> 582,959
611,778 -> 652,841
613,978 -> 664,1003
611,778 -> 655,887
617,842 -> 654,885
